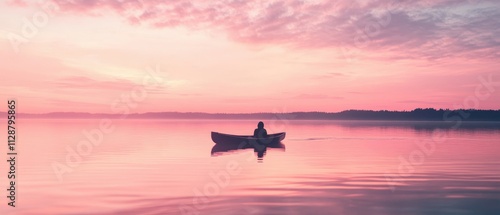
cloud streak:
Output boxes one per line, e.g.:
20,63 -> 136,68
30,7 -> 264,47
51,76 -> 140,91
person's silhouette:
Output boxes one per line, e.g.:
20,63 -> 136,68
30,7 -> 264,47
253,121 -> 268,138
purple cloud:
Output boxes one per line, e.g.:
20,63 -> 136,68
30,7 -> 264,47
42,0 -> 500,59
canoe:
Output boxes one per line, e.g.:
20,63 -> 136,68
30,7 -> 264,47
211,132 -> 286,145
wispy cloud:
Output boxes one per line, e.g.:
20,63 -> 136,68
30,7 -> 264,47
37,0 -> 500,60
51,76 -> 139,91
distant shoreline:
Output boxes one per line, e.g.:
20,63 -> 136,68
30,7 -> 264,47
2,109 -> 500,121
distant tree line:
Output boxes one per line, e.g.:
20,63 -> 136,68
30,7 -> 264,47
332,108 -> 500,121
6,108 -> 500,121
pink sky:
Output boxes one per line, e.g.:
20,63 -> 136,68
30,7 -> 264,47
1,0 -> 499,113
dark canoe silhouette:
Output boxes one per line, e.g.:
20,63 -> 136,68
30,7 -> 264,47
211,132 -> 286,145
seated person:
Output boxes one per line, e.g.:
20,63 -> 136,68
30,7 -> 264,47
253,121 -> 268,138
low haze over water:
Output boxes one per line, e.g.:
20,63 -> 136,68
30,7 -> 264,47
4,119 -> 500,215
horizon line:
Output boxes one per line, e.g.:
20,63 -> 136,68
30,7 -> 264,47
2,108 -> 500,115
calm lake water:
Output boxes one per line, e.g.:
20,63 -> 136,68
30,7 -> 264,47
2,119 -> 500,215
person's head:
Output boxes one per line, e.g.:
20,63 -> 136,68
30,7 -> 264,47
257,121 -> 264,129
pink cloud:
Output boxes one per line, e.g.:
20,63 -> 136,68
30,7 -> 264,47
39,0 -> 500,60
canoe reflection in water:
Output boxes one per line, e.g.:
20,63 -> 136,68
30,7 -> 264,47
211,132 -> 286,161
